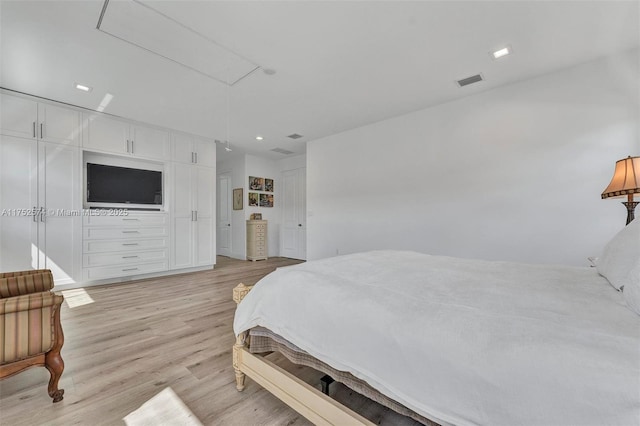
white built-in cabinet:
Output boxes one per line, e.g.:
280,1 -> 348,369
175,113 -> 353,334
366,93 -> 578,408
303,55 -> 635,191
1,90 -> 217,286
0,136 -> 82,285
281,167 -> 306,260
1,94 -> 81,145
171,163 -> 216,269
82,114 -> 170,161
171,132 -> 216,167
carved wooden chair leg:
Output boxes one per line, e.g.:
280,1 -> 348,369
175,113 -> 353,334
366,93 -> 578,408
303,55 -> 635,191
45,352 -> 65,403
45,306 -> 65,403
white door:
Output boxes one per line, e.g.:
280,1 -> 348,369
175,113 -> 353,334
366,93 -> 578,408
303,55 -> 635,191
1,94 -> 38,139
0,136 -> 39,271
217,174 -> 232,257
39,142 -> 81,284
281,168 -> 306,260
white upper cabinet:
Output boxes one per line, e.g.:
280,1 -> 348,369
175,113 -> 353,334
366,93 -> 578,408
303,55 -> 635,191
1,93 -> 80,145
1,95 -> 37,139
83,113 -> 169,161
38,103 -> 81,145
132,125 -> 170,160
82,114 -> 129,154
171,132 -> 215,167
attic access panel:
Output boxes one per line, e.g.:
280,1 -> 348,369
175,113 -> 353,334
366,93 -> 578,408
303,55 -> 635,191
97,0 -> 260,85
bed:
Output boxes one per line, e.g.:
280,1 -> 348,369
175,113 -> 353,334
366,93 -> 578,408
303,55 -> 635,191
232,222 -> 640,425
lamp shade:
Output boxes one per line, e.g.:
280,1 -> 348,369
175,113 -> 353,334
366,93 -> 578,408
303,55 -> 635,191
601,156 -> 640,199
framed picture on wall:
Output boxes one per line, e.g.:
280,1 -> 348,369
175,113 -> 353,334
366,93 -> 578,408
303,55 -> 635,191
233,188 -> 243,210
248,192 -> 259,206
249,176 -> 264,191
264,178 -> 274,192
260,193 -> 274,208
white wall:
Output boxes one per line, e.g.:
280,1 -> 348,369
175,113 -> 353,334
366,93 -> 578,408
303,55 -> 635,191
307,49 -> 640,266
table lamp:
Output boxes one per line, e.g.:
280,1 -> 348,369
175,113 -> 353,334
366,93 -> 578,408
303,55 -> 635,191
601,156 -> 640,225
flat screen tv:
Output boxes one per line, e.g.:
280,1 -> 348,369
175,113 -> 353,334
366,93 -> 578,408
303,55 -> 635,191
86,163 -> 162,208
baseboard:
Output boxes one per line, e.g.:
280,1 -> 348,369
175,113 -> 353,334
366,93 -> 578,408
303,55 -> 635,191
53,265 -> 215,290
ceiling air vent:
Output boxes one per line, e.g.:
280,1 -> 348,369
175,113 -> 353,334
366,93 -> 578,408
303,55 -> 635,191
287,133 -> 303,139
271,148 -> 295,155
456,74 -> 484,87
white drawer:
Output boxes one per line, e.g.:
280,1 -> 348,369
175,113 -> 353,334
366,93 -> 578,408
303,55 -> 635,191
84,226 -> 168,240
83,249 -> 167,267
83,214 -> 168,227
83,261 -> 168,280
83,238 -> 168,253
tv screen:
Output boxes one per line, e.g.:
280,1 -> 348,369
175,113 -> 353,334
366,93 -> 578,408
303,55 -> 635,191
87,163 -> 162,205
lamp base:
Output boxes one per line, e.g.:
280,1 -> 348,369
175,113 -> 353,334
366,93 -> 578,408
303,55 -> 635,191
622,201 -> 639,225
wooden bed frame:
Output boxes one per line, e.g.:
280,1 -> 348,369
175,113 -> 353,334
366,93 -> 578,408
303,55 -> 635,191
232,283 -> 374,426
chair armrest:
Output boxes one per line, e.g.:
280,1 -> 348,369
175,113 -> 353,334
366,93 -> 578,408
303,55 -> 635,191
0,291 -> 63,315
0,271 -> 54,298
0,269 -> 51,278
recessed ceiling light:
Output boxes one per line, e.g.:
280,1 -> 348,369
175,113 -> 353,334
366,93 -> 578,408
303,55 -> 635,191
491,46 -> 512,60
256,136 -> 264,141
75,83 -> 92,92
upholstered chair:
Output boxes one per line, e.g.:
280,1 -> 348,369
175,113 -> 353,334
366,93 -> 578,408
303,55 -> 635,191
0,269 -> 65,402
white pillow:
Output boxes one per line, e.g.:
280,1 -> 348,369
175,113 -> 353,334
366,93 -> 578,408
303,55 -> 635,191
596,219 -> 640,290
623,261 -> 640,316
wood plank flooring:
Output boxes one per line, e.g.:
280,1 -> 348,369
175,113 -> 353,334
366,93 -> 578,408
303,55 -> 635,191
0,257 -> 421,426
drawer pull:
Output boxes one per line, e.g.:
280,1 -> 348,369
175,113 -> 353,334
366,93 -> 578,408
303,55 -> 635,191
122,231 -> 140,233
122,243 -> 139,246
122,268 -> 139,272
122,218 -> 139,221
122,255 -> 139,259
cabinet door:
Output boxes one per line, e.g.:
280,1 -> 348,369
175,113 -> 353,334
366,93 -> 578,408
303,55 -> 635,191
195,166 -> 215,217
1,94 -> 38,139
39,143 -> 81,285
171,132 -> 194,164
0,136 -> 38,272
194,217 -> 214,265
194,166 -> 215,265
132,125 -> 170,160
83,114 -> 129,154
170,163 -> 194,269
38,103 -> 81,146
193,137 -> 216,167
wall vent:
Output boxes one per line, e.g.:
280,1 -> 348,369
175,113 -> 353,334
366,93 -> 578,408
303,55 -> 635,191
271,148 -> 295,155
287,133 -> 303,139
456,74 -> 484,87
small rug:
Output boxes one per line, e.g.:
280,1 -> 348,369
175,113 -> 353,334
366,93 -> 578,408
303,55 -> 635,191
123,387 -> 203,426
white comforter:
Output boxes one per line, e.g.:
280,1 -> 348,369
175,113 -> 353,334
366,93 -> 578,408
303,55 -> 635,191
233,251 -> 640,426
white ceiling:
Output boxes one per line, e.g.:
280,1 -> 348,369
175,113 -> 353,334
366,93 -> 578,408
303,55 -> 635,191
1,1 -> 639,160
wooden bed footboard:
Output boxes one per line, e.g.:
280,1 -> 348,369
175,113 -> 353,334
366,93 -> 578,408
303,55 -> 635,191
232,283 -> 374,426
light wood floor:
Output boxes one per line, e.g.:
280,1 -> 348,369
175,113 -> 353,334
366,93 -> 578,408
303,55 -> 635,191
0,257 -> 422,426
